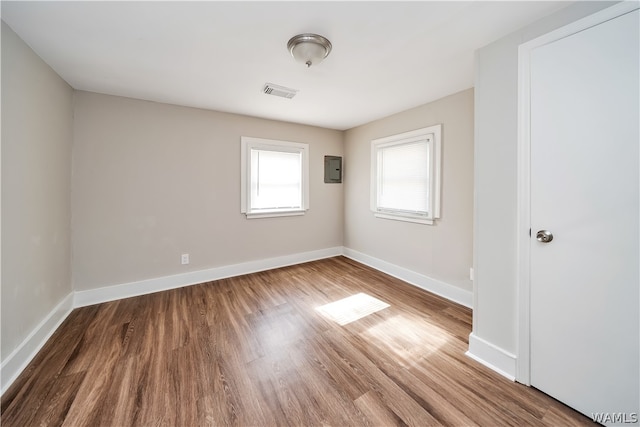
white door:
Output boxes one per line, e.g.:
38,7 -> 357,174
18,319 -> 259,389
529,8 -> 639,423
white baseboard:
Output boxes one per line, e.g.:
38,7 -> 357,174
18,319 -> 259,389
466,332 -> 516,381
1,292 -> 74,395
342,247 -> 473,308
2,247 -> 342,396
74,246 -> 343,308
2,246 -> 474,396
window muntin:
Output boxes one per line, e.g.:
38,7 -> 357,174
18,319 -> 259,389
371,125 -> 441,225
241,137 -> 309,218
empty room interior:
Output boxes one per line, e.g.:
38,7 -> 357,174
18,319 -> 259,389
1,1 -> 638,426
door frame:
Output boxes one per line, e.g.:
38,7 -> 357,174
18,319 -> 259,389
515,1 -> 639,385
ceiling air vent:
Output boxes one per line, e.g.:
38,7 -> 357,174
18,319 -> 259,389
263,83 -> 298,99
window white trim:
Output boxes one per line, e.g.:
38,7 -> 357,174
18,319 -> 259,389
370,124 -> 442,225
241,136 -> 309,219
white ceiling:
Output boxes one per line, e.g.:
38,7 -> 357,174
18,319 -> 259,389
2,1 -> 573,130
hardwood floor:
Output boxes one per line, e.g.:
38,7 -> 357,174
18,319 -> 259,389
1,256 -> 594,426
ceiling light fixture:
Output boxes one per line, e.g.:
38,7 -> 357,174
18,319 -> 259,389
287,33 -> 332,68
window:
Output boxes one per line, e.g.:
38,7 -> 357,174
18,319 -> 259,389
370,124 -> 441,225
241,136 -> 309,218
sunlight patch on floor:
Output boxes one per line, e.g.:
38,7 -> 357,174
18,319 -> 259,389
316,293 -> 390,326
362,314 -> 452,367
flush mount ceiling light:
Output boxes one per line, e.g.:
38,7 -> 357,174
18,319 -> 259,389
287,33 -> 332,68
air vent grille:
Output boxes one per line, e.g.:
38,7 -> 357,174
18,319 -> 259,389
263,83 -> 298,99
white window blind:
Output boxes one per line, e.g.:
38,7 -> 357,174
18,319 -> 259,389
241,137 -> 309,219
370,124 -> 441,225
250,149 -> 302,211
377,139 -> 430,215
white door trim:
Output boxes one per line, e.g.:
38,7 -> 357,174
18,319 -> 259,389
515,0 -> 640,385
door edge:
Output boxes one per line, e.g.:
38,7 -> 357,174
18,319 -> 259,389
515,0 -> 640,386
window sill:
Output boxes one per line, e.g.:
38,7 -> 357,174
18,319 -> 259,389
374,212 -> 435,225
244,210 -> 306,219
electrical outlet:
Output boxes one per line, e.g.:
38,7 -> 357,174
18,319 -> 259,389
181,254 -> 189,265
469,267 -> 474,281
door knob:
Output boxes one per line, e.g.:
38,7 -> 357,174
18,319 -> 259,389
536,230 -> 553,243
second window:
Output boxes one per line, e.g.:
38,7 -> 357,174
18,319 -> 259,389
370,124 -> 442,225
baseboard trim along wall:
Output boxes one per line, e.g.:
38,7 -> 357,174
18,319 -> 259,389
1,247 -> 342,396
3,246 -> 480,396
342,247 -> 473,308
74,246 -> 344,308
466,332 -> 517,381
1,293 -> 74,395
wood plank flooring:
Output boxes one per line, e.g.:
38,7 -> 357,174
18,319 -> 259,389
1,256 -> 595,426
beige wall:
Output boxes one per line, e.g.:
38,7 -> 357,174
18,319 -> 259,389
1,22 -> 74,360
344,89 -> 474,292
72,92 -> 344,291
473,2 -> 613,354
1,18 -> 473,373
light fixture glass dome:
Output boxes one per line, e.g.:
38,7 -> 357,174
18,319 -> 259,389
287,33 -> 332,68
